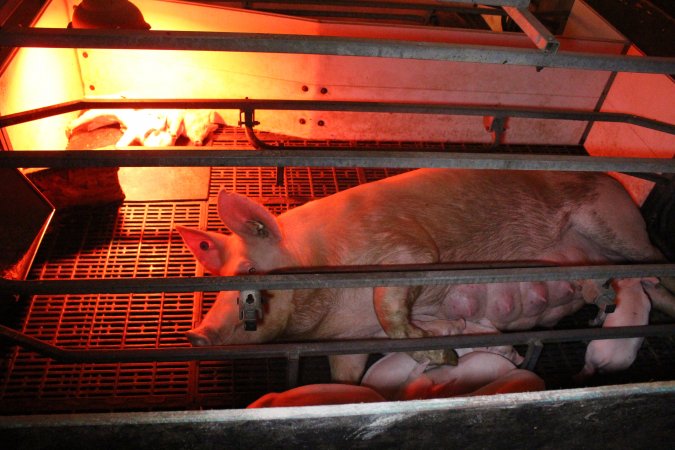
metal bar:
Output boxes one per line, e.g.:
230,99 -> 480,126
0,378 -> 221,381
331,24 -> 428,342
0,0 -> 25,27
0,323 -> 672,363
503,6 -> 559,53
249,0 -> 507,16
246,0 -> 508,15
1,28 -> 674,74
437,0 -> 530,6
287,351 -> 301,388
520,340 -> 544,371
253,9 -> 427,23
2,99 -> 674,135
2,150 -> 674,173
1,264 -> 674,295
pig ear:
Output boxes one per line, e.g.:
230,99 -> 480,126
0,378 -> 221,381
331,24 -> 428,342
217,191 -> 282,242
176,225 -> 228,275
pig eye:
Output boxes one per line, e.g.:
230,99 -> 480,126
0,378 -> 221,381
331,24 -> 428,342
199,241 -> 210,251
248,267 -> 256,274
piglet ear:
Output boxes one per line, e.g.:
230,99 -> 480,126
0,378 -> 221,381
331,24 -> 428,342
218,191 -> 282,242
176,225 -> 228,275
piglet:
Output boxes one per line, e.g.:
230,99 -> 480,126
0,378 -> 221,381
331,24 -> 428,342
247,352 -> 544,408
361,351 -> 544,401
247,384 -> 385,408
575,278 -> 652,380
182,110 -> 220,145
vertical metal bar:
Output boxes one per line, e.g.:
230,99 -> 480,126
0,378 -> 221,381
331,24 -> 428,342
287,351 -> 301,388
579,43 -> 631,146
520,339 -> 544,371
503,6 -> 560,53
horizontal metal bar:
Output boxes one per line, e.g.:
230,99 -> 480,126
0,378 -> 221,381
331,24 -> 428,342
251,0 -> 507,17
0,323 -> 672,363
1,28 -> 674,74
255,9 -> 427,23
437,0 -> 530,6
503,6 -> 559,53
2,149 -> 674,173
247,0 -> 509,14
2,99 -> 674,135
1,264 -> 673,295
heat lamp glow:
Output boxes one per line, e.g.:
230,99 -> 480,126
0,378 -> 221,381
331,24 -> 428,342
0,0 -> 673,158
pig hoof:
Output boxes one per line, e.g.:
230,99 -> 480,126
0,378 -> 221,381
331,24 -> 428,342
410,349 -> 458,366
443,349 -> 459,366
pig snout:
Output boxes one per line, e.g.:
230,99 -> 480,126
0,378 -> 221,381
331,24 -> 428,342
185,290 -> 247,347
186,327 -> 215,346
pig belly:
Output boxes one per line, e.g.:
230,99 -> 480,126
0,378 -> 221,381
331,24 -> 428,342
437,280 -> 585,330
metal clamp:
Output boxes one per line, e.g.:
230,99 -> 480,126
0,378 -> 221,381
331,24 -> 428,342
483,115 -> 508,146
589,279 -> 617,326
239,108 -> 285,186
238,290 -> 264,331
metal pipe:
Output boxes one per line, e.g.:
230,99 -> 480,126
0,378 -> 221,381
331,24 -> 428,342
0,323 -> 672,363
520,340 -> 544,371
2,99 -> 674,135
246,0 -> 510,15
1,264 -> 674,295
250,0 -> 508,17
2,149 -> 674,173
502,6 -> 559,53
252,9 -> 427,23
2,28 -> 674,74
437,0 -> 530,6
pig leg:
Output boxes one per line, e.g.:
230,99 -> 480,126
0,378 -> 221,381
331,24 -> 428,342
374,286 -> 458,365
643,281 -> 675,318
575,278 -> 651,381
571,175 -> 664,264
329,354 -> 370,384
